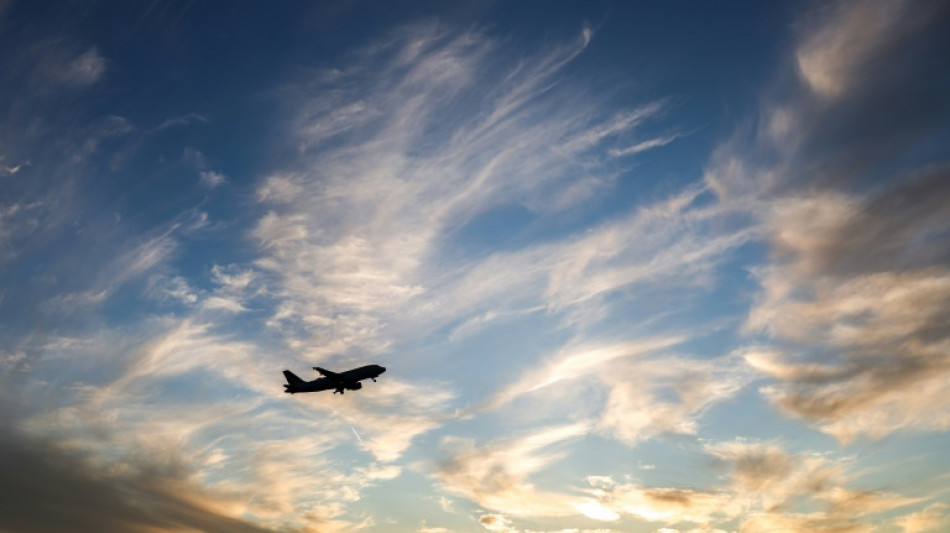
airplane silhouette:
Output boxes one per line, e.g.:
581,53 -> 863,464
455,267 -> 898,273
283,364 -> 386,395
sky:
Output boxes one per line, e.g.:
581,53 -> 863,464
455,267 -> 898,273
1,1 -> 949,532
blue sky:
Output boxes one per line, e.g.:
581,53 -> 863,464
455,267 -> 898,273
1,1 -> 949,532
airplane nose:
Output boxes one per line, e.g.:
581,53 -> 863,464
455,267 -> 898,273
379,366 -> 386,373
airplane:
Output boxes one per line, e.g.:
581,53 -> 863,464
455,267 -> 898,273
282,364 -> 386,395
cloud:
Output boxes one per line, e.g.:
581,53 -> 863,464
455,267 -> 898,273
342,378 -> 457,462
895,503 -> 949,533
119,232 -> 179,280
476,335 -> 753,445
608,134 -> 682,158
6,5 -> 945,531
251,22 -> 708,360
484,337 -> 683,410
702,0 -> 950,441
743,172 -> 950,441
597,351 -> 753,444
582,476 -> 742,526
42,289 -> 109,313
579,440 -> 917,531
199,170 -> 228,188
439,495 -> 454,513
146,275 -> 199,305
202,296 -> 247,313
435,423 -> 590,517
156,112 -> 209,131
480,514 -> 515,532
0,158 -> 29,176
37,228 -> 181,314
0,423 -> 277,533
53,47 -> 106,86
796,0 -> 910,98
419,523 -> 458,533
654,529 -> 727,533
0,200 -> 43,264
738,512 -> 875,533
11,314 -> 427,531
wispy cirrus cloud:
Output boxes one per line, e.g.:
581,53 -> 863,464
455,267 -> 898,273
608,133 -> 683,158
53,47 -> 106,86
199,170 -> 228,189
246,22 -> 762,529
434,434 -> 914,532
479,336 -> 753,444
4,2 -> 946,530
155,112 -> 209,131
0,200 -> 43,264
580,440 -> 917,531
252,22 -> 704,360
434,423 -> 591,517
597,352 -> 752,444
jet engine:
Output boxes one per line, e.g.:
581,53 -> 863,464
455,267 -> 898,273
347,382 -> 363,390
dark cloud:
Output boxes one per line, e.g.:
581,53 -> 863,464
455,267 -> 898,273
773,165 -> 950,277
749,169 -> 950,438
730,447 -> 794,493
792,2 -> 950,190
715,0 -> 950,440
0,415 -> 275,533
707,0 -> 950,201
478,514 -> 507,527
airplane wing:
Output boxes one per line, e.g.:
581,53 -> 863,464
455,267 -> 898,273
313,367 -> 342,381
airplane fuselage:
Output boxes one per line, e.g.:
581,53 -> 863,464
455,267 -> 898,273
283,364 -> 386,394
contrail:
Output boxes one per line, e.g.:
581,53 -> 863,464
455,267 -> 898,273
350,424 -> 363,443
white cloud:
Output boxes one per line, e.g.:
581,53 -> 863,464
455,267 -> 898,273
702,0 -> 950,443
202,296 -> 247,313
580,440 -> 916,530
0,201 -> 43,264
249,23 -> 718,362
42,289 -> 109,313
485,337 -> 683,411
608,134 -> 682,158
55,47 -> 106,86
597,353 -> 752,444
13,315 -> 425,532
435,423 -> 590,517
439,495 -> 454,513
479,513 -> 515,532
477,335 -> 752,445
419,522 -> 457,533
895,503 -> 949,533
199,170 -> 227,188
119,232 -> 178,281
156,112 -> 209,131
146,275 -> 198,305
1,160 -> 28,176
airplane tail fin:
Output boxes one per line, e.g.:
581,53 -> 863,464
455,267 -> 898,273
283,370 -> 305,385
